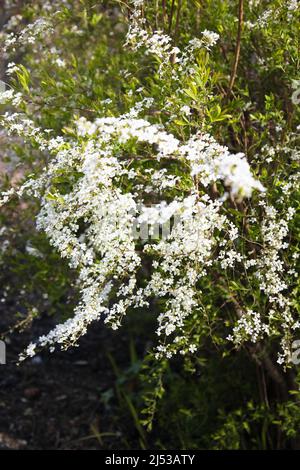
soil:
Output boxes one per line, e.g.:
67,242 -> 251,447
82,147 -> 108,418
0,312 -> 143,450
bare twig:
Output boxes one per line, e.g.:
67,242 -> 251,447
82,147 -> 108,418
228,0 -> 244,94
162,0 -> 167,29
174,0 -> 182,42
168,0 -> 176,35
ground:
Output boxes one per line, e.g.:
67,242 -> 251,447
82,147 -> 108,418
0,311 -> 144,450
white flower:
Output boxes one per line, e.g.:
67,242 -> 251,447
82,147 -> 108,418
201,30 -> 220,48
180,105 -> 191,115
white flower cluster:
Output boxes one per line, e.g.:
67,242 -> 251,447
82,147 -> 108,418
125,15 -> 180,74
288,0 -> 299,10
247,1 -> 299,29
200,30 -> 220,49
126,0 -> 219,77
228,310 -> 270,345
0,88 -> 22,106
2,1 -> 297,367
143,196 -> 226,358
257,204 -> 299,364
0,103 -> 264,359
3,18 -> 54,51
227,199 -> 299,364
287,0 -> 299,19
181,133 -> 265,200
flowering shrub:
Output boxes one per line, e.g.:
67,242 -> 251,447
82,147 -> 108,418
0,0 -> 300,447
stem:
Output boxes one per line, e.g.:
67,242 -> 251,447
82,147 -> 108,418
155,0 -> 159,29
162,0 -> 167,29
168,0 -> 176,35
228,0 -> 244,94
174,0 -> 182,43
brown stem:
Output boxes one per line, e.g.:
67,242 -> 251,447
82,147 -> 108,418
174,0 -> 182,42
168,0 -> 176,35
259,353 -> 288,397
155,0 -> 159,29
162,0 -> 167,29
228,0 -> 244,94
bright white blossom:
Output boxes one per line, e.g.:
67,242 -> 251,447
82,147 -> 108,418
0,104 -> 264,359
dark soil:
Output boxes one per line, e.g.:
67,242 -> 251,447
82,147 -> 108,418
0,311 -> 144,450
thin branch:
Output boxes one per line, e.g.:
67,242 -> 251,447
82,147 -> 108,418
162,0 -> 167,29
155,0 -> 159,29
174,0 -> 182,42
228,0 -> 244,94
168,0 -> 176,35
